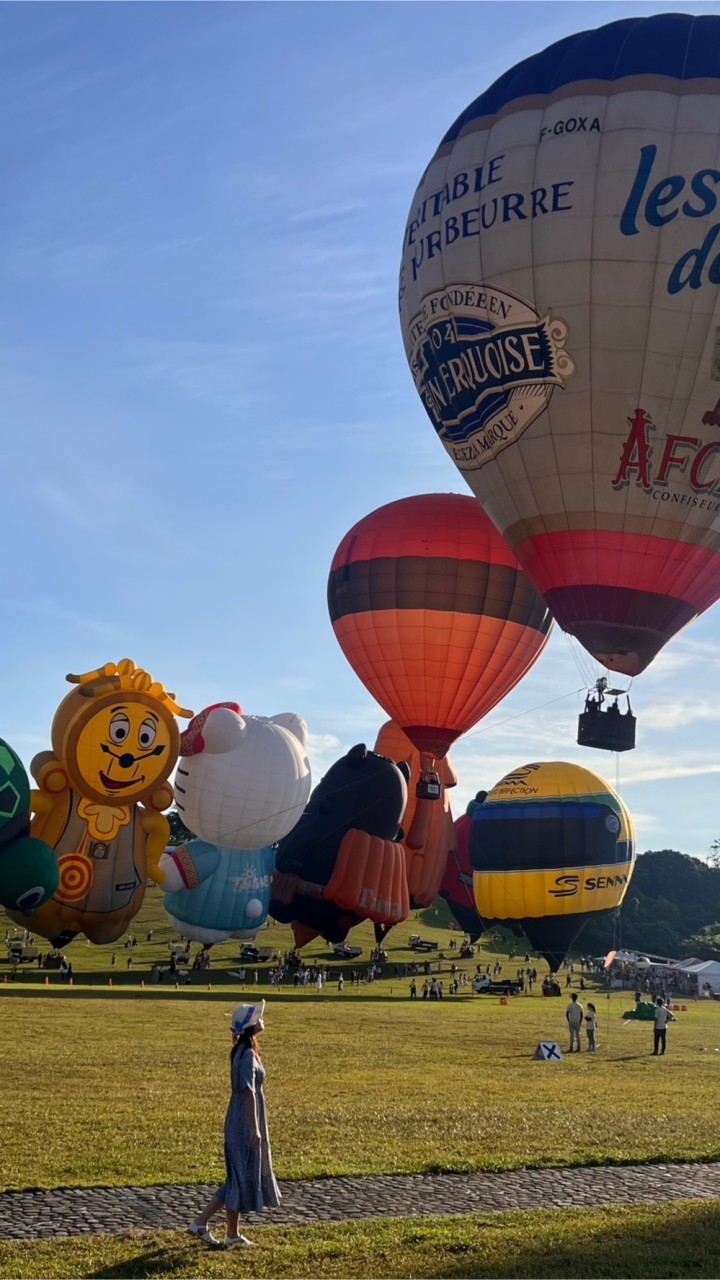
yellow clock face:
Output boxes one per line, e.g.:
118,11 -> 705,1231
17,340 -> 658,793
70,696 -> 177,804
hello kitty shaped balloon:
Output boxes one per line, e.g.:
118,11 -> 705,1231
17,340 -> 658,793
175,703 -> 311,849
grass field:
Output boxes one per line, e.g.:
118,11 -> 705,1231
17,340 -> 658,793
3,893 -> 720,1279
1,1203 -> 719,1279
2,959 -> 720,1189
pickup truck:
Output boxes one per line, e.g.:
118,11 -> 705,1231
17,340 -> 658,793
408,935 -> 438,952
240,944 -> 274,963
472,974 -> 522,996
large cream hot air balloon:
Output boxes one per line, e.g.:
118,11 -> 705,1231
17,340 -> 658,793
400,13 -> 720,677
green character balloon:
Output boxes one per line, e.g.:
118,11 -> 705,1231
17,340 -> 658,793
0,739 -> 59,914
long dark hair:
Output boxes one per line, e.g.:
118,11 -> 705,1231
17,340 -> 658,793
230,1024 -> 262,1066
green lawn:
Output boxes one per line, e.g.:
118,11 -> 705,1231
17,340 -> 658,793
3,982 -> 720,1189
3,897 -> 720,1279
1,1203 -> 720,1279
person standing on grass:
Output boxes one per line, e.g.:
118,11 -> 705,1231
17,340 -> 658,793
188,1000 -> 280,1250
585,1002 -> 598,1052
653,997 -> 676,1056
566,991 -> 584,1053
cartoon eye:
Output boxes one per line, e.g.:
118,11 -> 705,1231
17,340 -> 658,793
138,719 -> 157,750
605,813 -> 621,834
109,713 -> 131,744
16,885 -> 45,912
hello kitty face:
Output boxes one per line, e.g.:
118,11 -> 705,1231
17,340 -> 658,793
174,703 -> 311,850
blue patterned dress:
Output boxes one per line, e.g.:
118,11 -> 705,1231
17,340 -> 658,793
218,1047 -> 281,1214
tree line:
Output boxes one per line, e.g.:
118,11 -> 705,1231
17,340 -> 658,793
579,849 -> 720,960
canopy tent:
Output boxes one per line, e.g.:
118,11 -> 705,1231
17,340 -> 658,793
677,960 -> 720,994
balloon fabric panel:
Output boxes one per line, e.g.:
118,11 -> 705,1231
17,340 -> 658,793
324,829 -> 410,924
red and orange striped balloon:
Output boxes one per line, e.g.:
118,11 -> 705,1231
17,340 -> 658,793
328,493 -> 552,759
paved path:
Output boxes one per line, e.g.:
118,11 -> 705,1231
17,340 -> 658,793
2,1162 -> 720,1240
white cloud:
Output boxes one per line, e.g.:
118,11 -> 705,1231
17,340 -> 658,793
640,698 -> 720,731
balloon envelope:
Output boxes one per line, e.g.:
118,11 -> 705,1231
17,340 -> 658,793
439,811 -> 484,941
400,14 -> 720,675
177,706 -> 311,850
328,493 -> 552,757
165,844 -> 275,945
471,761 -> 635,970
271,744 -> 410,943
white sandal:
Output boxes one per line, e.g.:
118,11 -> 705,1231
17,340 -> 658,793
188,1222 -> 222,1248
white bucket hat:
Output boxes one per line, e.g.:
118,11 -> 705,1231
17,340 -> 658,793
230,1000 -> 266,1035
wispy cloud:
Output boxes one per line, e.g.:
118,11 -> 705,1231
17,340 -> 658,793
0,596 -> 128,641
640,697 -> 720,731
122,339 -> 267,416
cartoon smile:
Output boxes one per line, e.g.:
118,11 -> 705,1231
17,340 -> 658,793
98,743 -> 166,793
99,770 -> 145,791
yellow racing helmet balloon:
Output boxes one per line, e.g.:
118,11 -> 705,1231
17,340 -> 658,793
471,761 -> 635,970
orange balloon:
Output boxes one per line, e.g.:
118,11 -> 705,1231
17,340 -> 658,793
375,721 -> 456,908
328,494 -> 552,759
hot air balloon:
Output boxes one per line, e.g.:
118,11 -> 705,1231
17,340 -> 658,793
439,792 -> 486,941
160,703 -> 311,945
9,659 -> 192,947
0,739 -> 59,916
328,493 -> 552,759
400,13 -> 720,677
471,762 -> 635,970
374,720 -> 457,908
270,744 -> 410,947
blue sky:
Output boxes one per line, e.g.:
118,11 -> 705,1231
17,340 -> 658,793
2,0 -> 719,862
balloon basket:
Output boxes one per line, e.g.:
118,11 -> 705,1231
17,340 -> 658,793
577,707 -> 636,753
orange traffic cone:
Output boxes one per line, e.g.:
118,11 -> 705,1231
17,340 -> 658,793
140,980 -> 145,989
108,978 -> 113,987
69,978 -> 74,987
3,975 -> 7,984
44,976 -> 49,986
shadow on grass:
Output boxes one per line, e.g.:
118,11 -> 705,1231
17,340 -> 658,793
0,986 -> 454,1003
428,1204 -> 720,1280
87,1246 -> 177,1279
80,1203 -> 720,1279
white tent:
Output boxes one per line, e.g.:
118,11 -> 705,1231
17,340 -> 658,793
678,960 -> 720,994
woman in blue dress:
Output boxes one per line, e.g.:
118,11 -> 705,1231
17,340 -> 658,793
189,999 -> 281,1248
